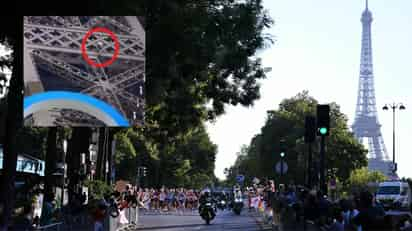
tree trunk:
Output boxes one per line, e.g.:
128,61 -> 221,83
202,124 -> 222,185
106,129 -> 115,185
67,127 -> 91,202
0,22 -> 23,230
44,128 -> 57,198
95,127 -> 107,181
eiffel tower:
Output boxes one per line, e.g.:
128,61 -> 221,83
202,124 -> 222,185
23,16 -> 145,126
352,0 -> 392,176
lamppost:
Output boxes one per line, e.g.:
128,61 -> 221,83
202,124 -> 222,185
382,103 -> 405,174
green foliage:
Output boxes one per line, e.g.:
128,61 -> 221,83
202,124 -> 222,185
225,91 -> 368,186
15,127 -> 48,159
86,1 -> 272,189
84,180 -> 112,200
89,0 -> 274,140
186,173 -> 214,189
113,124 -> 217,188
347,167 -> 387,193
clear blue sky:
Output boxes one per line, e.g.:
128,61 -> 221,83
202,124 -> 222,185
207,0 -> 412,180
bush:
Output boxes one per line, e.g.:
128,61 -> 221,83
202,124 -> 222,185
83,180 -> 112,200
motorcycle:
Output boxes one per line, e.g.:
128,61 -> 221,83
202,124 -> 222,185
217,199 -> 227,211
200,200 -> 216,225
233,196 -> 243,215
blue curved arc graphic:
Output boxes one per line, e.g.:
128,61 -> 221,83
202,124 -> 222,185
24,91 -> 129,126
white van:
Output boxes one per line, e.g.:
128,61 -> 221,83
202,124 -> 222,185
375,181 -> 411,210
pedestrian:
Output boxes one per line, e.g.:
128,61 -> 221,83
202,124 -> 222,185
118,195 -> 129,225
93,201 -> 107,231
328,208 -> 344,231
352,190 -> 388,231
159,187 -> 167,212
40,193 -> 56,226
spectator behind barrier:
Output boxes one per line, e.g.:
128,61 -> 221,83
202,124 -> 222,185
352,190 -> 388,231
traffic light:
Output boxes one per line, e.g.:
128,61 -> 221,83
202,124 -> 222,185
305,116 -> 316,143
316,104 -> 330,136
280,139 -> 286,158
142,167 -> 148,176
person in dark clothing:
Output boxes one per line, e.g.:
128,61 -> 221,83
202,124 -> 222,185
352,190 -> 388,231
317,192 -> 330,226
304,191 -> 319,222
198,191 -> 214,213
80,192 -> 87,205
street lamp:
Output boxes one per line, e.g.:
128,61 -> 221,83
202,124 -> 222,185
382,103 -> 405,174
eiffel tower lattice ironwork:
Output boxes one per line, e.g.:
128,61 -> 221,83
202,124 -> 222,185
24,16 -> 145,127
352,1 -> 392,176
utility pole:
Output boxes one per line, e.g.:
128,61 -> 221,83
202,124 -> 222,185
305,116 -> 316,189
320,136 -> 327,196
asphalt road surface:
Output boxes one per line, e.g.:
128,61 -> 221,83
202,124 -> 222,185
136,209 -> 263,231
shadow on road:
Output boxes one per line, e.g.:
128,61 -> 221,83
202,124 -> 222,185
138,223 -> 205,230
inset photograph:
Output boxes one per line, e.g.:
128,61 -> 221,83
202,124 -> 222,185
23,16 -> 145,127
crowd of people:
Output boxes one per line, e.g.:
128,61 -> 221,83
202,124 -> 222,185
242,181 -> 412,231
7,181 -> 412,231
108,186 -> 203,214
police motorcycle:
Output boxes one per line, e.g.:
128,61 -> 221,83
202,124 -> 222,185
199,190 -> 216,225
213,191 -> 228,211
232,185 -> 244,215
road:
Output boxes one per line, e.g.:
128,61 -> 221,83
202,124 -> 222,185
135,209 -> 264,231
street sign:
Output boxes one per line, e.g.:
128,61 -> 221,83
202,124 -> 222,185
275,160 -> 288,175
236,175 -> 245,183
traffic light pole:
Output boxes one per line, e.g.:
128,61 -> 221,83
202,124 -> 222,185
307,142 -> 312,189
320,135 -> 327,196
280,158 -> 284,183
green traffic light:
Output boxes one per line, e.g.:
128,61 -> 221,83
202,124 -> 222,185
319,127 -> 328,135
280,152 -> 285,157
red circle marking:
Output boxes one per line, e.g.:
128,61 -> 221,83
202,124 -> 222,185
81,27 -> 120,68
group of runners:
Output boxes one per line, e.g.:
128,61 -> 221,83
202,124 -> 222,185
134,188 -> 201,212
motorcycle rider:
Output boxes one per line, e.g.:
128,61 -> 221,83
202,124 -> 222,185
233,184 -> 242,200
198,188 -> 216,222
232,184 -> 244,214
198,188 -> 214,213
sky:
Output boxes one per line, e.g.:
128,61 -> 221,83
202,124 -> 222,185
207,0 -> 412,180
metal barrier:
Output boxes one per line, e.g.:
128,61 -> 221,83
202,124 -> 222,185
29,206 -> 139,231
107,206 -> 139,231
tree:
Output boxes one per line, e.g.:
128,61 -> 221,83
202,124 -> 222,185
83,1 -> 273,189
43,128 -> 57,198
226,91 -> 368,187
66,127 -> 92,203
15,127 -> 48,159
347,167 -> 387,193
113,124 -> 217,188
85,0 -> 274,145
0,16 -> 23,230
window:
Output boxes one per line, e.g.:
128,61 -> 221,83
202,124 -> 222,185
377,186 -> 400,195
